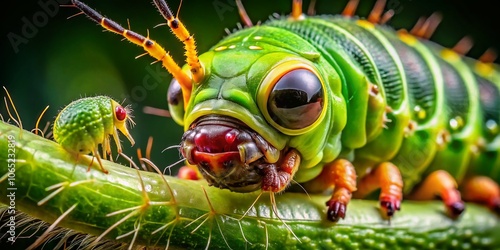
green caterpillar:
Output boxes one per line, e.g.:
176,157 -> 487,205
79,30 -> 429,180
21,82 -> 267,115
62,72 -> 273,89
70,0 -> 500,223
53,96 -> 135,173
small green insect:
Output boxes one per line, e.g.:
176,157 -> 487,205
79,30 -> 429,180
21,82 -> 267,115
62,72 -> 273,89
53,96 -> 135,173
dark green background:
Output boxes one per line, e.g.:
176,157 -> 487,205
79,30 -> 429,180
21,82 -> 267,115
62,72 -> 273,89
0,0 -> 499,248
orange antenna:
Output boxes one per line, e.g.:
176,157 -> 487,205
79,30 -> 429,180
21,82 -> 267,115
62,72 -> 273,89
236,0 -> 253,27
452,36 -> 474,55
152,0 -> 204,84
479,48 -> 498,63
71,0 -> 192,106
342,0 -> 360,17
367,0 -> 386,24
291,0 -> 303,20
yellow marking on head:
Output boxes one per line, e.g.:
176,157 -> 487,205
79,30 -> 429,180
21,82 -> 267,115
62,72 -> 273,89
228,45 -> 236,49
254,36 -> 263,40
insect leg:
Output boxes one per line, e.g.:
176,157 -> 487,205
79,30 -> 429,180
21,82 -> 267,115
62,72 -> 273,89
409,170 -> 465,218
70,0 -> 192,104
303,159 -> 357,222
90,147 -> 108,174
102,134 -> 111,160
462,176 -> 500,214
111,127 -> 122,154
355,162 -> 403,219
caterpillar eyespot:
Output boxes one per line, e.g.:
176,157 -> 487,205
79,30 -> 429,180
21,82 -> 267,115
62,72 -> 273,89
70,0 -> 500,225
53,96 -> 135,173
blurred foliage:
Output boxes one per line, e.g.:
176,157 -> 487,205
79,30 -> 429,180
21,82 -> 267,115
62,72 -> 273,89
1,0 -> 500,175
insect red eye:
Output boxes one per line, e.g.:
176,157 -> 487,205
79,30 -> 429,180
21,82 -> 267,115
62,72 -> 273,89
115,106 -> 127,121
267,69 -> 324,130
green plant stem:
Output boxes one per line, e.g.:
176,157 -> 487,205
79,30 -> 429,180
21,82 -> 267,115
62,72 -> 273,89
0,121 -> 498,249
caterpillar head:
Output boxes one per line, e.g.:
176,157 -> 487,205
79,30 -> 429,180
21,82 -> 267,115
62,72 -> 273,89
170,25 -> 347,192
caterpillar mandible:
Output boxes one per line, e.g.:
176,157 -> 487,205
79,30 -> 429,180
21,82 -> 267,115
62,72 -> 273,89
70,0 -> 500,222
53,96 -> 135,173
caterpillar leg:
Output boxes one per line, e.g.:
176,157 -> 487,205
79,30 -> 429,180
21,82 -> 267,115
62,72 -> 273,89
409,170 -> 465,218
462,176 -> 500,215
354,162 -> 403,219
304,159 -> 357,222
261,149 -> 301,192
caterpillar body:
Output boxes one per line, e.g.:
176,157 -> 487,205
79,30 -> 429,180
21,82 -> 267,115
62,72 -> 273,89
70,0 -> 500,221
53,96 -> 135,173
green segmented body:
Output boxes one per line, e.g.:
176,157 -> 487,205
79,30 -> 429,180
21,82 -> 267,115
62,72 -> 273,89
53,96 -> 116,154
174,15 -> 500,194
